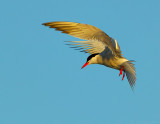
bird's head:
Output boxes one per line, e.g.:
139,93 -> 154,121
81,53 -> 99,69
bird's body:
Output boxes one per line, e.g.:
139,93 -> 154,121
43,21 -> 136,89
96,49 -> 128,70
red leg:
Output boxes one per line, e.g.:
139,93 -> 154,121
122,71 -> 125,80
119,66 -> 124,76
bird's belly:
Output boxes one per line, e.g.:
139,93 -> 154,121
103,59 -> 119,70
96,55 -> 128,70
96,56 -> 117,69
102,58 -> 128,70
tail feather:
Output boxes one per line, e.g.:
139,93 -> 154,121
122,61 -> 136,89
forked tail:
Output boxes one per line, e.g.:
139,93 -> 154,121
122,61 -> 136,90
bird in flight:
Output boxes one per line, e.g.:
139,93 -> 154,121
42,21 -> 136,89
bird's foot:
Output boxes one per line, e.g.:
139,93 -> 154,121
119,66 -> 125,80
119,66 -> 124,76
122,71 -> 125,80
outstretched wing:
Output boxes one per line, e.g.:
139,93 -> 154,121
42,21 -> 122,57
65,37 -> 121,55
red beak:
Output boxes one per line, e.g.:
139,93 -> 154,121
81,62 -> 89,69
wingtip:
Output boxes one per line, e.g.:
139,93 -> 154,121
42,23 -> 46,26
42,22 -> 48,26
42,22 -> 53,26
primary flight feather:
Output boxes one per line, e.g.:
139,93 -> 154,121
42,21 -> 136,89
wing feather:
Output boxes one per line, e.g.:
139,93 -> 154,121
43,21 -> 122,57
66,40 -> 105,54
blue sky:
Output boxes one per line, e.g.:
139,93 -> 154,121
0,0 -> 160,124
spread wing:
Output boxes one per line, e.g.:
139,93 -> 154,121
42,21 -> 122,56
65,37 -> 121,56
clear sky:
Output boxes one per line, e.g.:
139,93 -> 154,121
0,0 -> 160,124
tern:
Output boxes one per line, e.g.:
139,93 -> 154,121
42,21 -> 136,89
